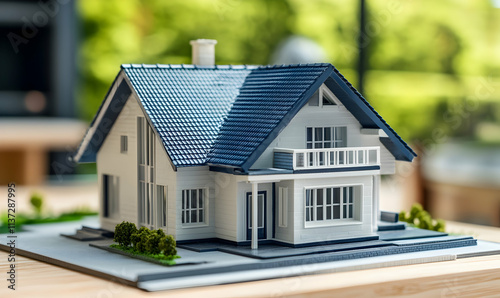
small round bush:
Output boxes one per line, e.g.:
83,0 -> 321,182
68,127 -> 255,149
399,211 -> 408,222
114,221 -> 137,247
159,235 -> 177,257
30,193 -> 44,216
131,227 -> 151,252
408,203 -> 423,223
156,228 -> 166,238
145,230 -> 164,254
433,219 -> 446,232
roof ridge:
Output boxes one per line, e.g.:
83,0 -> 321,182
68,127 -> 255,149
120,63 -> 332,70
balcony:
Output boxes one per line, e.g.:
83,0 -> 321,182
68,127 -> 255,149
273,147 -> 380,171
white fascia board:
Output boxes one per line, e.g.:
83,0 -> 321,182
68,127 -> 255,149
237,169 -> 381,183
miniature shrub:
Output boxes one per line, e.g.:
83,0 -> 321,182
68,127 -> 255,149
433,219 -> 446,232
114,221 -> 137,247
159,235 -> 177,257
408,203 -> 423,223
400,203 -> 446,232
30,193 -> 44,216
125,226 -> 176,256
131,227 -> 151,252
145,229 -> 166,254
399,210 -> 407,222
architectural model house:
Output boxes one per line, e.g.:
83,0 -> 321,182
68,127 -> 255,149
74,39 -> 416,249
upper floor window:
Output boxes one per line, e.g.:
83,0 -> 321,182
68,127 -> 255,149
307,127 -> 347,149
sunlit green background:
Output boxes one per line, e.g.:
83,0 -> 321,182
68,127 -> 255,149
77,0 -> 500,144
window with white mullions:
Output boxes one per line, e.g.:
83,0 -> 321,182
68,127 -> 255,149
157,185 -> 167,227
342,186 -> 354,219
306,126 -> 347,149
182,189 -> 206,225
137,116 -> 155,227
305,186 -> 356,223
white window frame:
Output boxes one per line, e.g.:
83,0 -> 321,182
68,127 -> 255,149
138,117 -> 155,228
181,188 -> 208,227
157,185 -> 167,228
306,126 -> 347,149
278,187 -> 288,228
319,84 -> 341,107
304,184 -> 362,228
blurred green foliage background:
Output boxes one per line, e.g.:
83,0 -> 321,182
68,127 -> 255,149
77,0 -> 500,144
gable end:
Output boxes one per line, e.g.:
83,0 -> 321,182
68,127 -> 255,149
74,77 -> 132,163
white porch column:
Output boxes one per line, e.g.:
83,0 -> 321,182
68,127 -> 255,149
251,182 -> 259,250
372,175 -> 381,232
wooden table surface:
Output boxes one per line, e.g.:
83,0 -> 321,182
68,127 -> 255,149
1,221 -> 500,298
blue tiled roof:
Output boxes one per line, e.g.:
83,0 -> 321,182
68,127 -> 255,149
76,63 -> 416,169
122,64 -> 254,166
123,63 -> 332,168
206,64 -> 331,167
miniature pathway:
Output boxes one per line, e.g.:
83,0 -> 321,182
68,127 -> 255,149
178,239 -> 392,259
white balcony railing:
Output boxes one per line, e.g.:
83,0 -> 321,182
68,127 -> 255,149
274,146 -> 380,170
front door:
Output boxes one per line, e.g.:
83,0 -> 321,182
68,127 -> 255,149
246,191 -> 267,240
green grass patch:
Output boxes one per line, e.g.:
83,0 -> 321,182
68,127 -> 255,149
0,210 -> 98,234
0,225 -> 24,234
109,244 -> 180,266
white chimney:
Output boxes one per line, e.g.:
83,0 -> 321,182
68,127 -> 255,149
190,39 -> 217,66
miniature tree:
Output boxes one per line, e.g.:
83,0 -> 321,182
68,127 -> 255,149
30,193 -> 44,217
114,221 -> 137,247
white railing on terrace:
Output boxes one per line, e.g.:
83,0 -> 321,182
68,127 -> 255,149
274,146 -> 380,170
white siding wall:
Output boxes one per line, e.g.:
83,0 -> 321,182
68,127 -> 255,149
251,88 -> 396,174
155,136 -> 177,236
292,175 -> 374,244
97,90 -> 177,234
274,180 -> 295,243
97,92 -> 144,231
213,172 -> 239,242
175,166 -> 216,241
